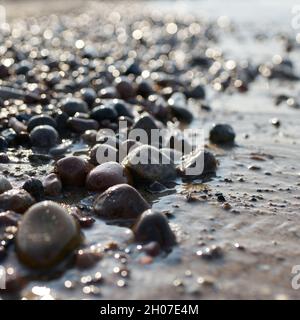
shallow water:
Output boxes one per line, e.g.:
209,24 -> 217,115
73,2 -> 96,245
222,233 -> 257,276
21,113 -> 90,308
1,0 -> 300,300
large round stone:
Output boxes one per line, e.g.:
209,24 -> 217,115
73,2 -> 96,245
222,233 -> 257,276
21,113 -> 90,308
16,201 -> 82,268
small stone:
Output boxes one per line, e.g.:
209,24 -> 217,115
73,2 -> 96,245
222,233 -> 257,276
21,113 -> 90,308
81,88 -> 97,106
178,149 -> 218,179
16,201 -> 82,268
0,176 -> 12,194
27,115 -> 57,132
43,173 -> 62,197
30,125 -> 59,148
0,189 -> 35,213
209,124 -> 236,145
90,105 -> 118,122
67,117 -> 99,133
115,77 -> 136,100
133,210 -> 176,248
55,156 -> 90,187
86,162 -> 130,192
61,97 -> 88,116
93,184 -> 150,219
22,178 -> 44,201
89,144 -> 119,166
270,118 -> 281,127
222,202 -> 232,210
131,115 -> 159,141
123,145 -> 176,182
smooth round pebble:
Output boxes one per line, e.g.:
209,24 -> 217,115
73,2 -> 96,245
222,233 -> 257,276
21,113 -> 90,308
27,115 -> 57,132
93,184 -> 150,219
86,162 -> 130,192
30,125 -> 59,148
16,201 -> 82,268
55,156 -> 90,187
133,210 -> 176,248
122,145 -> 176,182
209,124 -> 236,144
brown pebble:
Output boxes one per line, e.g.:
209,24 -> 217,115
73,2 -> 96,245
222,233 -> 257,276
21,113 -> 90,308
55,156 -> 91,187
133,210 -> 176,248
86,162 -> 130,192
93,184 -> 150,219
43,173 -> 62,197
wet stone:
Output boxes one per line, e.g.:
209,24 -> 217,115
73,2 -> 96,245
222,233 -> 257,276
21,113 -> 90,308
122,145 -> 176,183
115,77 -> 136,100
61,97 -> 89,116
30,125 -> 59,148
131,115 -> 159,141
178,149 -> 218,179
16,201 -> 82,269
86,162 -> 130,192
133,210 -> 176,249
22,178 -> 44,201
0,176 -> 12,194
93,184 -> 150,219
209,124 -> 236,145
90,105 -> 118,122
27,115 -> 57,132
67,117 -> 99,133
55,156 -> 90,187
43,173 -> 62,197
81,88 -> 97,106
0,189 -> 35,213
89,143 -> 119,166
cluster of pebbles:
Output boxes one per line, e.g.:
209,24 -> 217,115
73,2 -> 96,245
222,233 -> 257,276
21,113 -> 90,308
0,2 -> 298,298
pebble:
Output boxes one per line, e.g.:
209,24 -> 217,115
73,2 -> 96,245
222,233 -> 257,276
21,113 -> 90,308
133,210 -> 176,248
209,124 -> 236,144
122,145 -> 176,182
61,97 -> 89,116
30,125 -> 59,148
43,173 -> 62,197
90,105 -> 118,122
89,143 -> 119,165
55,156 -> 91,187
86,162 -> 130,192
81,88 -> 97,106
115,77 -> 136,100
0,189 -> 35,213
67,117 -> 99,133
22,178 -> 44,201
27,115 -> 57,132
178,149 -> 218,179
93,184 -> 150,219
16,201 -> 82,268
0,176 -> 12,194
131,115 -> 159,141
